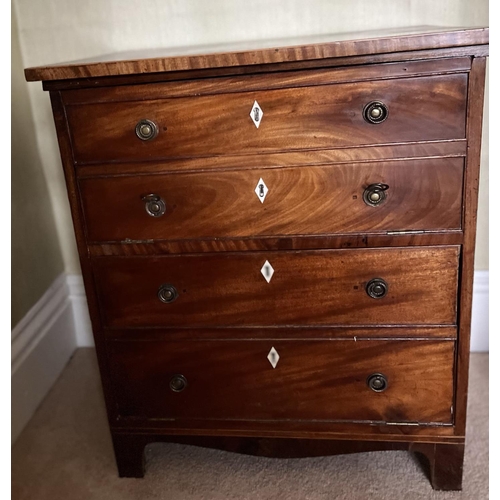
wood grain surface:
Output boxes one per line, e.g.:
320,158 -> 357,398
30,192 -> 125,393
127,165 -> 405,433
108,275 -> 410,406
41,48 -> 488,92
75,140 -> 467,178
454,57 -> 488,435
107,339 -> 454,424
67,74 -> 467,163
92,246 -> 459,328
110,416 -> 457,440
104,326 -> 457,341
24,27 -> 488,82
89,231 -> 464,257
62,57 -> 471,105
79,158 -> 464,242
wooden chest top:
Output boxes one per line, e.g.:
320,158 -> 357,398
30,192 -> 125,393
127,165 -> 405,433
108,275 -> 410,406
25,26 -> 488,82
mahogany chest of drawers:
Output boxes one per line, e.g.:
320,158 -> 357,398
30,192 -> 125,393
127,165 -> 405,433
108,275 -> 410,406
26,27 -> 488,490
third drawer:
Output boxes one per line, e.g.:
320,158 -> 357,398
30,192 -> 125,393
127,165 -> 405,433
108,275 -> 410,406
93,246 -> 459,328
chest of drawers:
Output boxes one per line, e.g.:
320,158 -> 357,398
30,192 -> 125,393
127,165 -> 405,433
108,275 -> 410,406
25,27 -> 488,491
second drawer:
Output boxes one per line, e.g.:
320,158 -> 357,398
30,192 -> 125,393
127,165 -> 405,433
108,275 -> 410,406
93,246 -> 459,328
80,158 -> 464,242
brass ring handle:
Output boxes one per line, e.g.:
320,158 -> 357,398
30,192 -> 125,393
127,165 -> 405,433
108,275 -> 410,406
367,373 -> 388,392
366,278 -> 388,299
135,119 -> 159,141
363,101 -> 388,124
158,284 -> 178,303
142,194 -> 166,217
169,374 -> 188,392
363,183 -> 389,207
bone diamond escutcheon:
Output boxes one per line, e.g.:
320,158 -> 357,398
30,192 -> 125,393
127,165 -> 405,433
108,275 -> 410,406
250,100 -> 263,128
260,260 -> 274,283
255,178 -> 269,203
267,347 -> 280,369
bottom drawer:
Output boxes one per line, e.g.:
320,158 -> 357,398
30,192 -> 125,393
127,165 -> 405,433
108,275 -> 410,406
108,339 -> 454,425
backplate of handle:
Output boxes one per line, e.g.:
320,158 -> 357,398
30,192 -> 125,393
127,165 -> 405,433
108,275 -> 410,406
142,194 -> 166,217
363,101 -> 388,124
169,374 -> 188,392
135,119 -> 159,141
158,284 -> 178,303
363,183 -> 389,207
366,278 -> 388,299
367,373 -> 388,392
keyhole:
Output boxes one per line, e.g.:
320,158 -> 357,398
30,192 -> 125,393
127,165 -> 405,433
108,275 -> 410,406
254,107 -> 260,122
259,184 -> 265,197
264,264 -> 271,277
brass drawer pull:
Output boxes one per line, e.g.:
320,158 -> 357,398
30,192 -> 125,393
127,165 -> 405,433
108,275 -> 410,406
158,284 -> 178,303
366,278 -> 388,299
135,119 -> 159,141
363,101 -> 388,124
170,374 -> 188,392
363,183 -> 389,206
367,373 -> 388,392
142,194 -> 166,217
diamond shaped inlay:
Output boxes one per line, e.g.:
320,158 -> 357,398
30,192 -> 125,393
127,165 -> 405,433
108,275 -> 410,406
255,178 -> 269,203
250,100 -> 263,128
261,260 -> 274,283
267,347 -> 280,369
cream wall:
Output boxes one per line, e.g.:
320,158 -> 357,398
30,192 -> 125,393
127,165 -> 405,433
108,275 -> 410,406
13,0 -> 488,275
12,9 -> 64,328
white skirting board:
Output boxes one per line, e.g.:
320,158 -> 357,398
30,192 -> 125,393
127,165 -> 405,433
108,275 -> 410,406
11,274 -> 77,444
11,270 -> 489,444
470,270 -> 489,352
66,274 -> 93,347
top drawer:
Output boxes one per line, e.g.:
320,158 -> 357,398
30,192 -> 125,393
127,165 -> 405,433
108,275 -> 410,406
66,73 -> 467,164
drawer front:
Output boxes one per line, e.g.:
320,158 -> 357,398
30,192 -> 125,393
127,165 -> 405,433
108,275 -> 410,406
93,247 -> 459,328
108,339 -> 455,424
80,158 -> 463,242
68,74 -> 467,163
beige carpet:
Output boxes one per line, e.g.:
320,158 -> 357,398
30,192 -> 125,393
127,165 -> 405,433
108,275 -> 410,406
12,349 -> 488,500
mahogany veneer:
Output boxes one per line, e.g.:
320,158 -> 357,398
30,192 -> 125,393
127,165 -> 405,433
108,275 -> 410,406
26,27 -> 488,491
108,339 -> 455,423
80,158 -> 464,241
66,73 -> 467,163
93,247 -> 459,328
